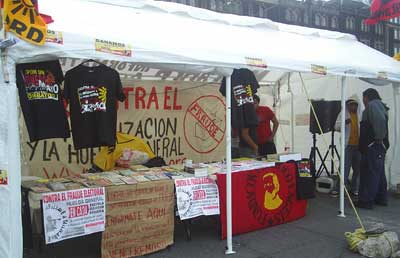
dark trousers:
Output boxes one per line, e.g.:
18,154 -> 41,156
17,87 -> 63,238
359,143 -> 388,204
258,142 -> 277,156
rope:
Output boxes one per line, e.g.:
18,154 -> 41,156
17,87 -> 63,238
298,73 -> 365,231
298,73 -> 397,256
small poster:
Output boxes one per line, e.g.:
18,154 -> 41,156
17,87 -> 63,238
175,177 -> 220,220
95,39 -> 132,57
42,187 -> 106,244
0,169 -> 8,185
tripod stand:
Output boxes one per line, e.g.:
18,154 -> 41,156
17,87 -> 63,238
309,130 -> 340,177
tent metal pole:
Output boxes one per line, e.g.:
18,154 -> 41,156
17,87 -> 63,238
390,84 -> 399,189
339,77 -> 346,218
288,73 -> 295,151
225,75 -> 235,255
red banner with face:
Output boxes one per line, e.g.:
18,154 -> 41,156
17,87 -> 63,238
217,162 -> 307,239
365,0 -> 400,25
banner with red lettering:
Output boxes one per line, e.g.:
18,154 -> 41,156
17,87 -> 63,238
175,177 -> 220,220
42,187 -> 106,244
364,0 -> 400,24
20,58 -> 264,178
217,163 -> 307,239
102,180 -> 174,258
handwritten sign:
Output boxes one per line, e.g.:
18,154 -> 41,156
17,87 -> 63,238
101,180 -> 175,258
175,177 -> 220,220
42,188 -> 106,244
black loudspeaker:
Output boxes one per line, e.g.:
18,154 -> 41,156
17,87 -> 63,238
309,100 -> 341,134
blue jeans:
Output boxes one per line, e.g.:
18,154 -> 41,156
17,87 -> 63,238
359,143 -> 387,204
335,145 -> 361,193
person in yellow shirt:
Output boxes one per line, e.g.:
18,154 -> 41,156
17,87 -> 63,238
331,95 -> 361,197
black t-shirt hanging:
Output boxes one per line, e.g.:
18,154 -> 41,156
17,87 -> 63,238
220,68 -> 260,130
16,60 -> 70,142
64,64 -> 125,150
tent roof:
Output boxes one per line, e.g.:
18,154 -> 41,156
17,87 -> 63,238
7,0 -> 400,82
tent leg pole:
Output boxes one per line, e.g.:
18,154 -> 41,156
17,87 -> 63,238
390,84 -> 399,190
338,77 -> 346,218
289,73 -> 294,151
225,75 -> 235,255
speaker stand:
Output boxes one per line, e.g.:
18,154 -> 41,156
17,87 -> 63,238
314,131 -> 340,177
309,133 -> 329,177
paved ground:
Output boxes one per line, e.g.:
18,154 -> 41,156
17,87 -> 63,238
26,193 -> 400,258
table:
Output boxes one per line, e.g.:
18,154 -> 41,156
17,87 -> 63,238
217,162 -> 307,238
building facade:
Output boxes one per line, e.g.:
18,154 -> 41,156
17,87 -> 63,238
161,0 -> 399,56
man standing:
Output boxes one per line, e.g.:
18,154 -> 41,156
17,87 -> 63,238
330,95 -> 361,197
254,95 -> 279,156
356,88 -> 389,209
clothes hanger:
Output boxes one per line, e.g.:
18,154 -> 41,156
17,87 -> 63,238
79,59 -> 104,67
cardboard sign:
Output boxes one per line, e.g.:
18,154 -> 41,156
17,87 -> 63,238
101,180 -> 174,258
217,162 -> 307,239
42,187 -> 106,244
4,0 -> 47,45
175,177 -> 220,220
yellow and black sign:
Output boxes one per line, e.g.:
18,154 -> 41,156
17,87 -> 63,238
3,0 -> 47,45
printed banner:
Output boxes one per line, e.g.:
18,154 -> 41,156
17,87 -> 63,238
101,180 -> 175,258
95,39 -> 132,57
217,162 -> 307,239
20,58 -> 270,178
42,187 -> 106,244
46,29 -> 63,44
175,177 -> 220,220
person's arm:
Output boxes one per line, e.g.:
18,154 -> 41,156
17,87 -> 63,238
241,128 -> 258,152
334,111 -> 351,132
270,115 -> 279,141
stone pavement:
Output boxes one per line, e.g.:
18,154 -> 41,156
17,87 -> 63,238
26,193 -> 400,258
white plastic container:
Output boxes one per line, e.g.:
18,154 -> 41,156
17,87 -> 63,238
316,176 -> 335,193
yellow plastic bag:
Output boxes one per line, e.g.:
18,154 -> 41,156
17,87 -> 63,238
93,133 -> 155,171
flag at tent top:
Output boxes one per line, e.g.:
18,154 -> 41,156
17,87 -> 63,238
2,0 -> 52,45
364,0 -> 400,24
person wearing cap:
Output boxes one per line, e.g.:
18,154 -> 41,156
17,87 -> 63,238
356,88 -> 390,209
253,95 -> 279,156
330,95 -> 361,197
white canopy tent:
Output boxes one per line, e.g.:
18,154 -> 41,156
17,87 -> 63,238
1,0 -> 400,257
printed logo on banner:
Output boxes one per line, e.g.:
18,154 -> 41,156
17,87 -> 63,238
183,95 -> 226,154
22,69 -> 60,101
246,166 -> 296,226
95,39 -> 132,57
176,189 -> 192,218
46,30 -> 63,44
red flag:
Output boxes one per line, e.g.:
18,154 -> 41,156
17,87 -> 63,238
364,0 -> 400,24
217,163 -> 307,238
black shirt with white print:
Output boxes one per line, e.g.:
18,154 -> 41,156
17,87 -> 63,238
64,64 -> 125,150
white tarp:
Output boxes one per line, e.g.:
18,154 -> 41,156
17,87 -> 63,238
7,0 -> 400,82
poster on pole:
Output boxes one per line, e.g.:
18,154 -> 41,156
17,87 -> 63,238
175,177 -> 220,220
42,187 -> 106,244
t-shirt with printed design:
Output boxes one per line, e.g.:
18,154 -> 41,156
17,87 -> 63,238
16,60 -> 70,142
219,68 -> 259,148
64,64 -> 125,150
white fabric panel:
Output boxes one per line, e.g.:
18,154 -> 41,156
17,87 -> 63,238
269,74 -> 399,187
5,0 -> 400,81
0,61 -> 22,258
